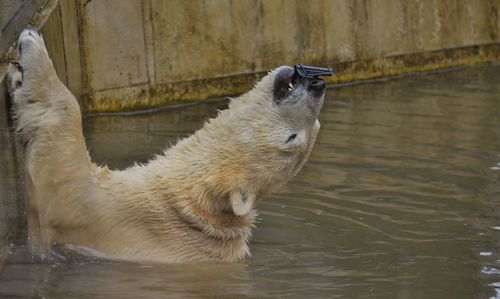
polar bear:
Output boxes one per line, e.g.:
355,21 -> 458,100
8,28 -> 326,263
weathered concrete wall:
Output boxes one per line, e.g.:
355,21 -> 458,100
0,0 -> 24,270
0,84 -> 17,270
1,1 -> 23,30
76,0 -> 500,112
3,0 -> 500,111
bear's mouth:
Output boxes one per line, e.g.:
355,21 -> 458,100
286,73 -> 326,95
287,76 -> 297,92
273,65 -> 331,103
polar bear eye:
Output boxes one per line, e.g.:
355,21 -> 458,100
286,133 -> 297,143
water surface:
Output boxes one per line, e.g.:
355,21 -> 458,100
1,65 -> 500,298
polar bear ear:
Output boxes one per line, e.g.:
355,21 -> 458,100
230,190 -> 256,216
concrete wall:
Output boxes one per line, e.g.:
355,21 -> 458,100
0,0 -> 24,270
75,0 -> 500,112
3,1 -> 500,112
0,83 -> 17,270
1,1 -> 23,30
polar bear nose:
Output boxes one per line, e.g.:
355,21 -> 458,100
308,78 -> 326,96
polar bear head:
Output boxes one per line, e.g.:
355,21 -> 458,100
220,66 -> 326,215
164,66 -> 327,217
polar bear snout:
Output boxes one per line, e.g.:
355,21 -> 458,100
307,78 -> 326,97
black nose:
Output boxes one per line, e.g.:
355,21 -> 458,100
308,78 -> 326,96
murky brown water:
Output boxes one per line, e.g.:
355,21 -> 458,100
1,65 -> 500,298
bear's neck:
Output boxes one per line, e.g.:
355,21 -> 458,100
143,119 -> 257,246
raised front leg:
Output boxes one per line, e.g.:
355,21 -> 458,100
9,28 -> 96,259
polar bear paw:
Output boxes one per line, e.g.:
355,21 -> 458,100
16,27 -> 49,68
18,27 -> 44,53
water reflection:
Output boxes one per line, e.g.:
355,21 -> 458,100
1,65 -> 500,298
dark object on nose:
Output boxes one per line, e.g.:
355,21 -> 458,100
294,64 -> 334,79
